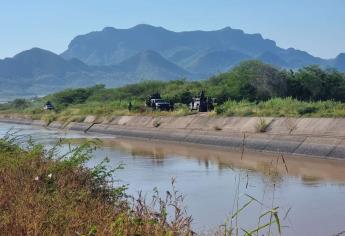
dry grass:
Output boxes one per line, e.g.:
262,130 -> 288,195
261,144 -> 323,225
255,118 -> 270,133
0,135 -> 193,236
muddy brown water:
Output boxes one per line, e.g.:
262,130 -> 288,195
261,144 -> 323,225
1,122 -> 345,235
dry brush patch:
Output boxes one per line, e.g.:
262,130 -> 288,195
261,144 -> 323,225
0,134 -> 193,236
255,118 -> 271,133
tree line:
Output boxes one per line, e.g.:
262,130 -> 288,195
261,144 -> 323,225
40,60 -> 345,109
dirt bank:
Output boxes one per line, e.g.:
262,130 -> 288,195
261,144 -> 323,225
1,114 -> 345,160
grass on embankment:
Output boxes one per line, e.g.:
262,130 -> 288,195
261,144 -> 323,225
0,135 -> 193,235
3,97 -> 345,127
216,97 -> 345,117
0,99 -> 196,125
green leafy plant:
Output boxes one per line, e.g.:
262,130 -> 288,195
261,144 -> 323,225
297,106 -> 318,116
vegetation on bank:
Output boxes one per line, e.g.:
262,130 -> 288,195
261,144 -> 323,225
0,134 -> 193,235
216,98 -> 345,117
2,60 -> 345,119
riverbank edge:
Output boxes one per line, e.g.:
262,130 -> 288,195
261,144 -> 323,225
1,114 -> 345,160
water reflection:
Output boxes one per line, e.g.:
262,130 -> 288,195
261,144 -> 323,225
92,138 -> 345,184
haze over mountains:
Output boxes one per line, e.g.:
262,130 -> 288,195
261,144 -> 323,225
1,24 -> 344,96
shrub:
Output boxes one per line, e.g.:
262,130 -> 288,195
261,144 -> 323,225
49,88 -> 92,107
297,106 -> 318,116
255,118 -> 270,133
215,106 -> 225,115
12,99 -> 30,109
41,113 -> 57,125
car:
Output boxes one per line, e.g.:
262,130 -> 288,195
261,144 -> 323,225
43,101 -> 55,110
151,99 -> 171,111
190,98 -> 200,111
189,97 -> 216,112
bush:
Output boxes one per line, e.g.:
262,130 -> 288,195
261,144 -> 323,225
0,135 -> 193,235
41,113 -> 57,125
215,106 -> 225,115
49,88 -> 92,108
12,99 -> 30,109
216,98 -> 345,118
255,118 -> 270,133
297,106 -> 319,116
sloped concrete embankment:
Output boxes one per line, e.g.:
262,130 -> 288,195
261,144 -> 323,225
1,114 -> 345,160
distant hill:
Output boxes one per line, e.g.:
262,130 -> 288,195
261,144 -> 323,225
0,48 -> 86,78
0,48 -> 103,95
334,53 -> 345,71
1,24 -> 345,97
118,50 -> 191,80
61,24 -> 344,73
186,50 -> 250,74
0,48 -> 190,96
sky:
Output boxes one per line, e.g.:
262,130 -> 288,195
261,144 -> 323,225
0,0 -> 344,59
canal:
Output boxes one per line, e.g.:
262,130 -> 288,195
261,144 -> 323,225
1,122 -> 344,235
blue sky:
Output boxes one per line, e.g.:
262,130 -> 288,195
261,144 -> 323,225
1,0 -> 344,59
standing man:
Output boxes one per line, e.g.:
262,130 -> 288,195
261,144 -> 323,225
128,101 -> 132,112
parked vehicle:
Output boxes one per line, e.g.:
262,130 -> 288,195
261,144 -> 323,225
146,93 -> 173,111
146,93 -> 162,107
190,98 -> 201,111
189,91 -> 216,112
43,101 -> 54,110
151,99 -> 171,111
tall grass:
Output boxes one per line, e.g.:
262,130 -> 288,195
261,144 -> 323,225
217,162 -> 285,236
3,97 -> 345,122
255,118 -> 271,133
0,100 -> 194,124
0,133 -> 193,235
216,97 -> 345,117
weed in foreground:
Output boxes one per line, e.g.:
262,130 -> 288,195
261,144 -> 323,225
216,178 -> 283,236
0,133 -> 193,235
214,146 -> 291,236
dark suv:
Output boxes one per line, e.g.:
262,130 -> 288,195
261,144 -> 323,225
150,99 -> 171,111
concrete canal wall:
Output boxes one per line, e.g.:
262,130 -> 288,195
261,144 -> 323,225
1,114 -> 345,160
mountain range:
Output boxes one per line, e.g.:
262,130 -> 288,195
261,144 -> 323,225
1,24 -> 344,96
